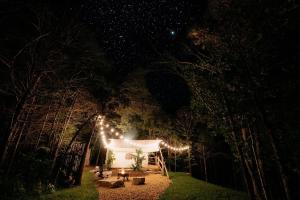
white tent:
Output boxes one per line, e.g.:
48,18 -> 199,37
106,139 -> 161,168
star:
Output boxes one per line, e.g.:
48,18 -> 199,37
81,0 -> 196,66
170,30 -> 176,36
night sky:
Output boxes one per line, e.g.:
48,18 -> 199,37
80,0 -> 205,66
77,0 -> 204,113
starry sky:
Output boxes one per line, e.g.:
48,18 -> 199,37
80,0 -> 205,67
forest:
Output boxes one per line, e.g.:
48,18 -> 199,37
0,0 -> 299,200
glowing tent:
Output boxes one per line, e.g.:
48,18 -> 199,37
106,139 -> 161,168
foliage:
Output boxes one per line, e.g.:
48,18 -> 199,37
32,169 -> 98,200
131,149 -> 145,171
160,172 -> 248,200
106,151 -> 115,170
0,0 -> 116,192
0,147 -> 52,199
46,184 -> 56,194
164,1 -> 300,199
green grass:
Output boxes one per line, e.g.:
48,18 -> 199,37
160,172 -> 248,200
34,169 -> 98,200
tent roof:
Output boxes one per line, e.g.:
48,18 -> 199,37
107,139 -> 161,153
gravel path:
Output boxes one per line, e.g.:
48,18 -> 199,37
98,174 -> 171,200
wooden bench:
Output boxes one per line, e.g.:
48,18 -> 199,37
132,177 -> 145,185
98,178 -> 125,188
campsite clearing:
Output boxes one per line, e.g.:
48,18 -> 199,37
98,173 -> 170,200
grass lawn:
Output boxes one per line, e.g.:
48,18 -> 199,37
160,172 -> 248,200
34,169 -> 98,200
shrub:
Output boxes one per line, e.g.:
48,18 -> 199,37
131,149 -> 145,171
106,151 -> 115,170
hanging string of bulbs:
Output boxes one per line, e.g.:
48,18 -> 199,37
96,115 -> 189,152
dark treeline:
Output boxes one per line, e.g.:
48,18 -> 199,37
0,0 -> 115,198
0,0 -> 299,200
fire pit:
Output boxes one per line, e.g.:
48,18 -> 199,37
117,169 -> 129,181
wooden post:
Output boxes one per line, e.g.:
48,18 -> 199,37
104,149 -> 109,168
75,143 -> 89,185
203,145 -> 208,182
174,151 -> 177,172
167,148 -> 170,171
188,148 -> 191,174
95,137 -> 101,166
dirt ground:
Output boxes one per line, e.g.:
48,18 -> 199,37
98,174 -> 171,200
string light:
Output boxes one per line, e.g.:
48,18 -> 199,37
159,140 -> 189,151
96,115 -> 189,152
124,138 -> 161,149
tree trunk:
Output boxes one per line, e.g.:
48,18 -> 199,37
50,91 -> 78,176
244,154 -> 263,200
35,104 -> 52,149
253,92 -> 291,200
0,72 -> 43,164
7,96 -> 36,174
188,148 -> 191,174
63,113 -> 98,155
49,92 -> 68,151
203,145 -> 208,182
0,93 -> 32,166
222,94 -> 257,200
267,129 -> 291,200
248,126 -> 269,200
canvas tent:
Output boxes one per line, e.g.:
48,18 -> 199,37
106,139 -> 161,168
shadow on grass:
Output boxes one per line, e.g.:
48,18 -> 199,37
160,172 -> 248,200
32,168 -> 98,200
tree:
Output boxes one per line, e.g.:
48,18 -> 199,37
131,149 -> 146,171
160,1 -> 299,199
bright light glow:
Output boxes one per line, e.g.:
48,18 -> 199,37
105,124 -> 109,128
110,128 -> 114,132
115,132 -> 119,136
119,135 -> 124,139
